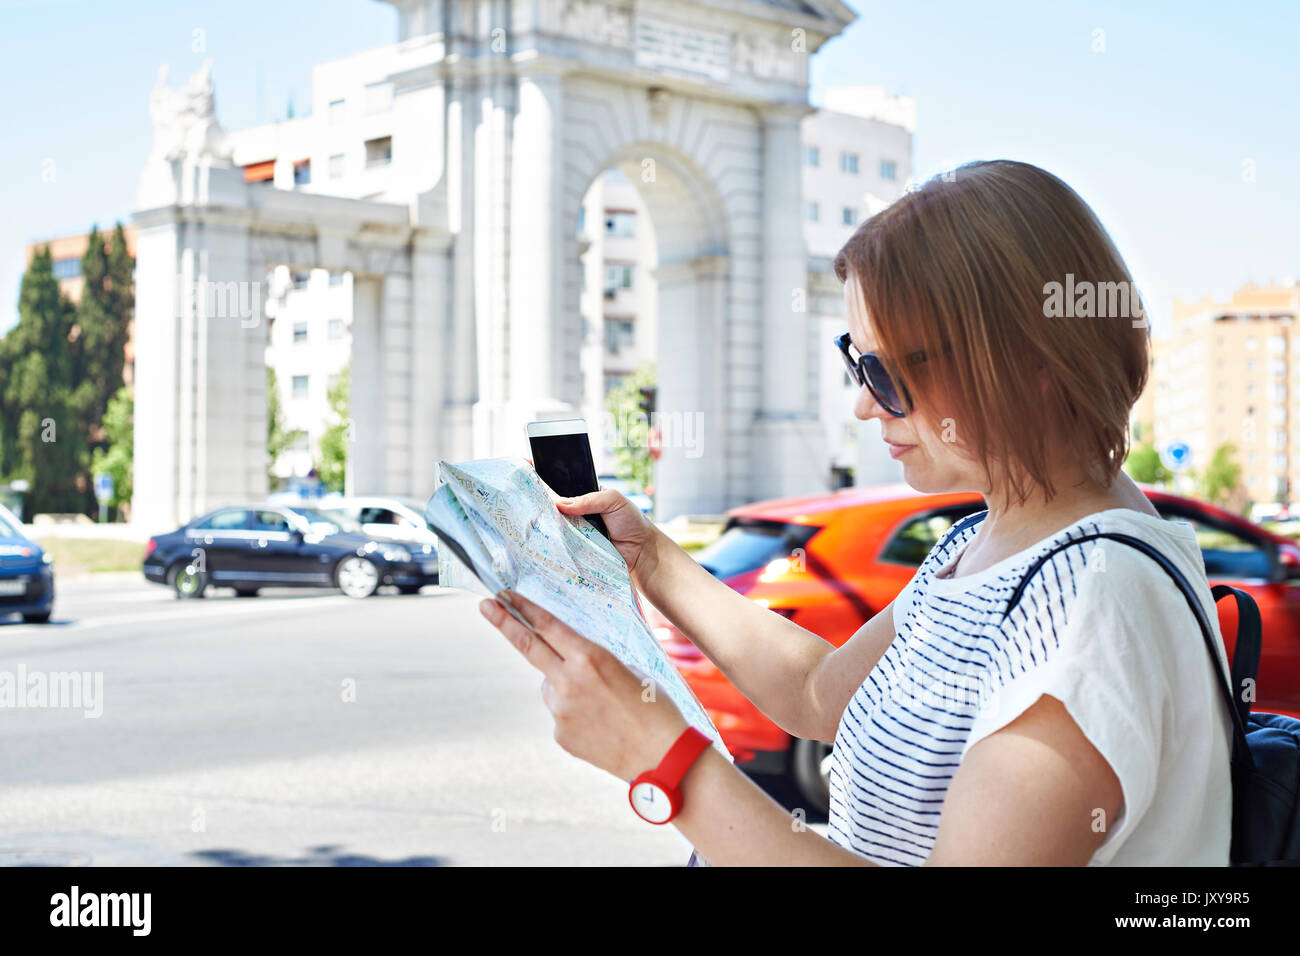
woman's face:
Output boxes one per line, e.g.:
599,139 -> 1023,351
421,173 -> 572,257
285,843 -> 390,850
844,273 -> 985,495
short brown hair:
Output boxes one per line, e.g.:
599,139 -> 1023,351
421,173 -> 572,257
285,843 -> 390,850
833,159 -> 1149,504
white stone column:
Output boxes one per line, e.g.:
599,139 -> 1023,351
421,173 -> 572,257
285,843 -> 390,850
502,59 -> 575,450
654,255 -> 729,520
446,72 -> 480,461
349,276 -> 385,495
751,105 -> 829,503
132,154 -> 267,531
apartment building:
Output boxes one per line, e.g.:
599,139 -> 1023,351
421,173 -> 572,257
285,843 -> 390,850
1150,280 -> 1300,507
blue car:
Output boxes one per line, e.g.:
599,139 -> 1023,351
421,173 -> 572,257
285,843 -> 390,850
0,503 -> 54,624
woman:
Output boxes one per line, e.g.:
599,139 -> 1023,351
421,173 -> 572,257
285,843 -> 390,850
479,159 -> 1233,865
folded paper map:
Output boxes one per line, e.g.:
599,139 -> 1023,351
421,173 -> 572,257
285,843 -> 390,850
425,458 -> 729,866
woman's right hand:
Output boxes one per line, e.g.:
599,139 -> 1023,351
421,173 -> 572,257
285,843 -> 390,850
556,490 -> 660,579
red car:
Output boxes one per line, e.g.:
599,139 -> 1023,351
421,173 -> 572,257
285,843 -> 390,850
646,484 -> 1300,813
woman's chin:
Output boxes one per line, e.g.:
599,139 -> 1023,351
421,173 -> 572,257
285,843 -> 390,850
900,461 -> 951,495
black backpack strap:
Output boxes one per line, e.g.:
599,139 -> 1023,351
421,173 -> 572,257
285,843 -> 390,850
1001,530 -> 1255,770
1210,584 -> 1262,731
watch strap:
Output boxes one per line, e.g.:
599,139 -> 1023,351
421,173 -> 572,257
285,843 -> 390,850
654,726 -> 711,788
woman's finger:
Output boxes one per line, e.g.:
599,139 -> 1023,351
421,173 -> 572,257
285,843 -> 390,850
555,488 -> 625,515
493,590 -> 602,663
480,594 -> 565,675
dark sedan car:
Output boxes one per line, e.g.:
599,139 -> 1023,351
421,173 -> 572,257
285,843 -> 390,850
142,504 -> 438,599
0,503 -> 53,623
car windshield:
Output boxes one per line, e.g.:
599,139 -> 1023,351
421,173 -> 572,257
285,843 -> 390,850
694,519 -> 819,580
288,507 -> 360,534
0,506 -> 25,539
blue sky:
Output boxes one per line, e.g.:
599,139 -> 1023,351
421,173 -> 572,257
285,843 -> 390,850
2,0 -> 1296,333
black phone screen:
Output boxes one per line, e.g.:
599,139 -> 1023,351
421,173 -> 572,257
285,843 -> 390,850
529,432 -> 609,539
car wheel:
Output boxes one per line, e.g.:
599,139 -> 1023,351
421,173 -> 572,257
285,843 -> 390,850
790,737 -> 833,817
397,584 -> 422,595
233,588 -> 260,598
335,556 -> 379,599
22,611 -> 51,624
170,561 -> 207,599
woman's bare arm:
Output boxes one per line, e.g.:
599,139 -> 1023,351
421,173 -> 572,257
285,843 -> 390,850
635,525 -> 896,741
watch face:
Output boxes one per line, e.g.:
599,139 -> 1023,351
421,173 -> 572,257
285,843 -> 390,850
630,781 -> 673,824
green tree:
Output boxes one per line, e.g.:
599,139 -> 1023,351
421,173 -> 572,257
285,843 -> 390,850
1192,443 -> 1245,511
604,361 -> 655,492
91,386 -> 133,519
0,246 -> 86,514
266,367 -> 304,491
1123,440 -> 1171,485
317,366 -> 350,493
71,224 -> 133,511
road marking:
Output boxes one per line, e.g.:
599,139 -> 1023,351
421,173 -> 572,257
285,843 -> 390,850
66,595 -> 357,631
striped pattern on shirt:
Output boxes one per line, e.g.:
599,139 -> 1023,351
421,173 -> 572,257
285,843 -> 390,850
826,509 -> 1107,865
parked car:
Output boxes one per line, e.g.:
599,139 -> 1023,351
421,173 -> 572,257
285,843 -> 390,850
0,503 -> 53,624
645,483 -> 1300,814
142,504 -> 437,599
316,496 -> 440,572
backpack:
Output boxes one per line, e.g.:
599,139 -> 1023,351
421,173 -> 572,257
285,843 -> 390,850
940,510 -> 1300,865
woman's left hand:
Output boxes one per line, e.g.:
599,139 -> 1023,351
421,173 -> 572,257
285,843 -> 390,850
479,590 -> 690,782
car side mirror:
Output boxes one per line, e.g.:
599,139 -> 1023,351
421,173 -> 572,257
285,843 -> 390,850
1275,543 -> 1300,583
289,528 -> 305,545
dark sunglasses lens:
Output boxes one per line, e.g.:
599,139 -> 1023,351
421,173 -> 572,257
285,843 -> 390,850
863,354 -> 905,413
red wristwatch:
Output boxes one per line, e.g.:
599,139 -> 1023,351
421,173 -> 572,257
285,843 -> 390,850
627,726 -> 711,825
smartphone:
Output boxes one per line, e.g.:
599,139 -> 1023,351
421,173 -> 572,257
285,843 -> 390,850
525,419 -> 609,539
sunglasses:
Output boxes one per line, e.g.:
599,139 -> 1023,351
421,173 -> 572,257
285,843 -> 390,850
834,333 -> 951,417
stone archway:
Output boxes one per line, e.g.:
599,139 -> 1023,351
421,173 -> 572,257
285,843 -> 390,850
132,2 -> 854,528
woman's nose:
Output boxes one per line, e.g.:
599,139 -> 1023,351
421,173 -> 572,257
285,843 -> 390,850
854,385 -> 888,422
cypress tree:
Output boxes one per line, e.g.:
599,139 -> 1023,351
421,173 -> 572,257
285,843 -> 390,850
0,247 -> 86,513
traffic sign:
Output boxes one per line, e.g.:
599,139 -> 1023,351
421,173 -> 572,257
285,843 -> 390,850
93,473 -> 114,502
1159,441 -> 1192,472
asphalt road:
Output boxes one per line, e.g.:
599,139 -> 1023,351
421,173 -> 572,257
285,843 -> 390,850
0,576 -> 818,866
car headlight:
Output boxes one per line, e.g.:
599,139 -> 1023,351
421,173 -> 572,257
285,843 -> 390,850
383,546 -> 413,563
41,552 -> 53,566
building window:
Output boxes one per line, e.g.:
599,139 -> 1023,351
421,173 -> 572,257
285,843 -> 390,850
1269,335 -> 1287,353
293,322 -> 308,344
605,318 -> 635,352
328,318 -> 345,340
842,207 -> 856,227
841,152 -> 859,174
365,137 -> 393,169
328,98 -> 346,124
51,258 -> 81,280
804,201 -> 819,222
880,160 -> 897,181
603,263 -> 634,294
604,211 -> 636,237
577,207 -> 586,235
1246,337 -> 1258,351
291,270 -> 310,290
364,81 -> 394,114
292,375 -> 309,399
803,145 -> 820,167
329,153 -> 346,178
293,160 -> 311,186
604,373 -> 628,395
328,272 -> 345,287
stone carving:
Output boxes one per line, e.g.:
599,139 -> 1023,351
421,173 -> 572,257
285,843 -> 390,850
733,33 -> 803,82
148,60 -> 232,163
549,0 -> 632,48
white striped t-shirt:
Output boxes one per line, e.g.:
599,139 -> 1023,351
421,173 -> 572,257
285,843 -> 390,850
826,507 -> 1233,865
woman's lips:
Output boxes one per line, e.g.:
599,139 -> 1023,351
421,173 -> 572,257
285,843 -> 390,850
886,441 -> 915,459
